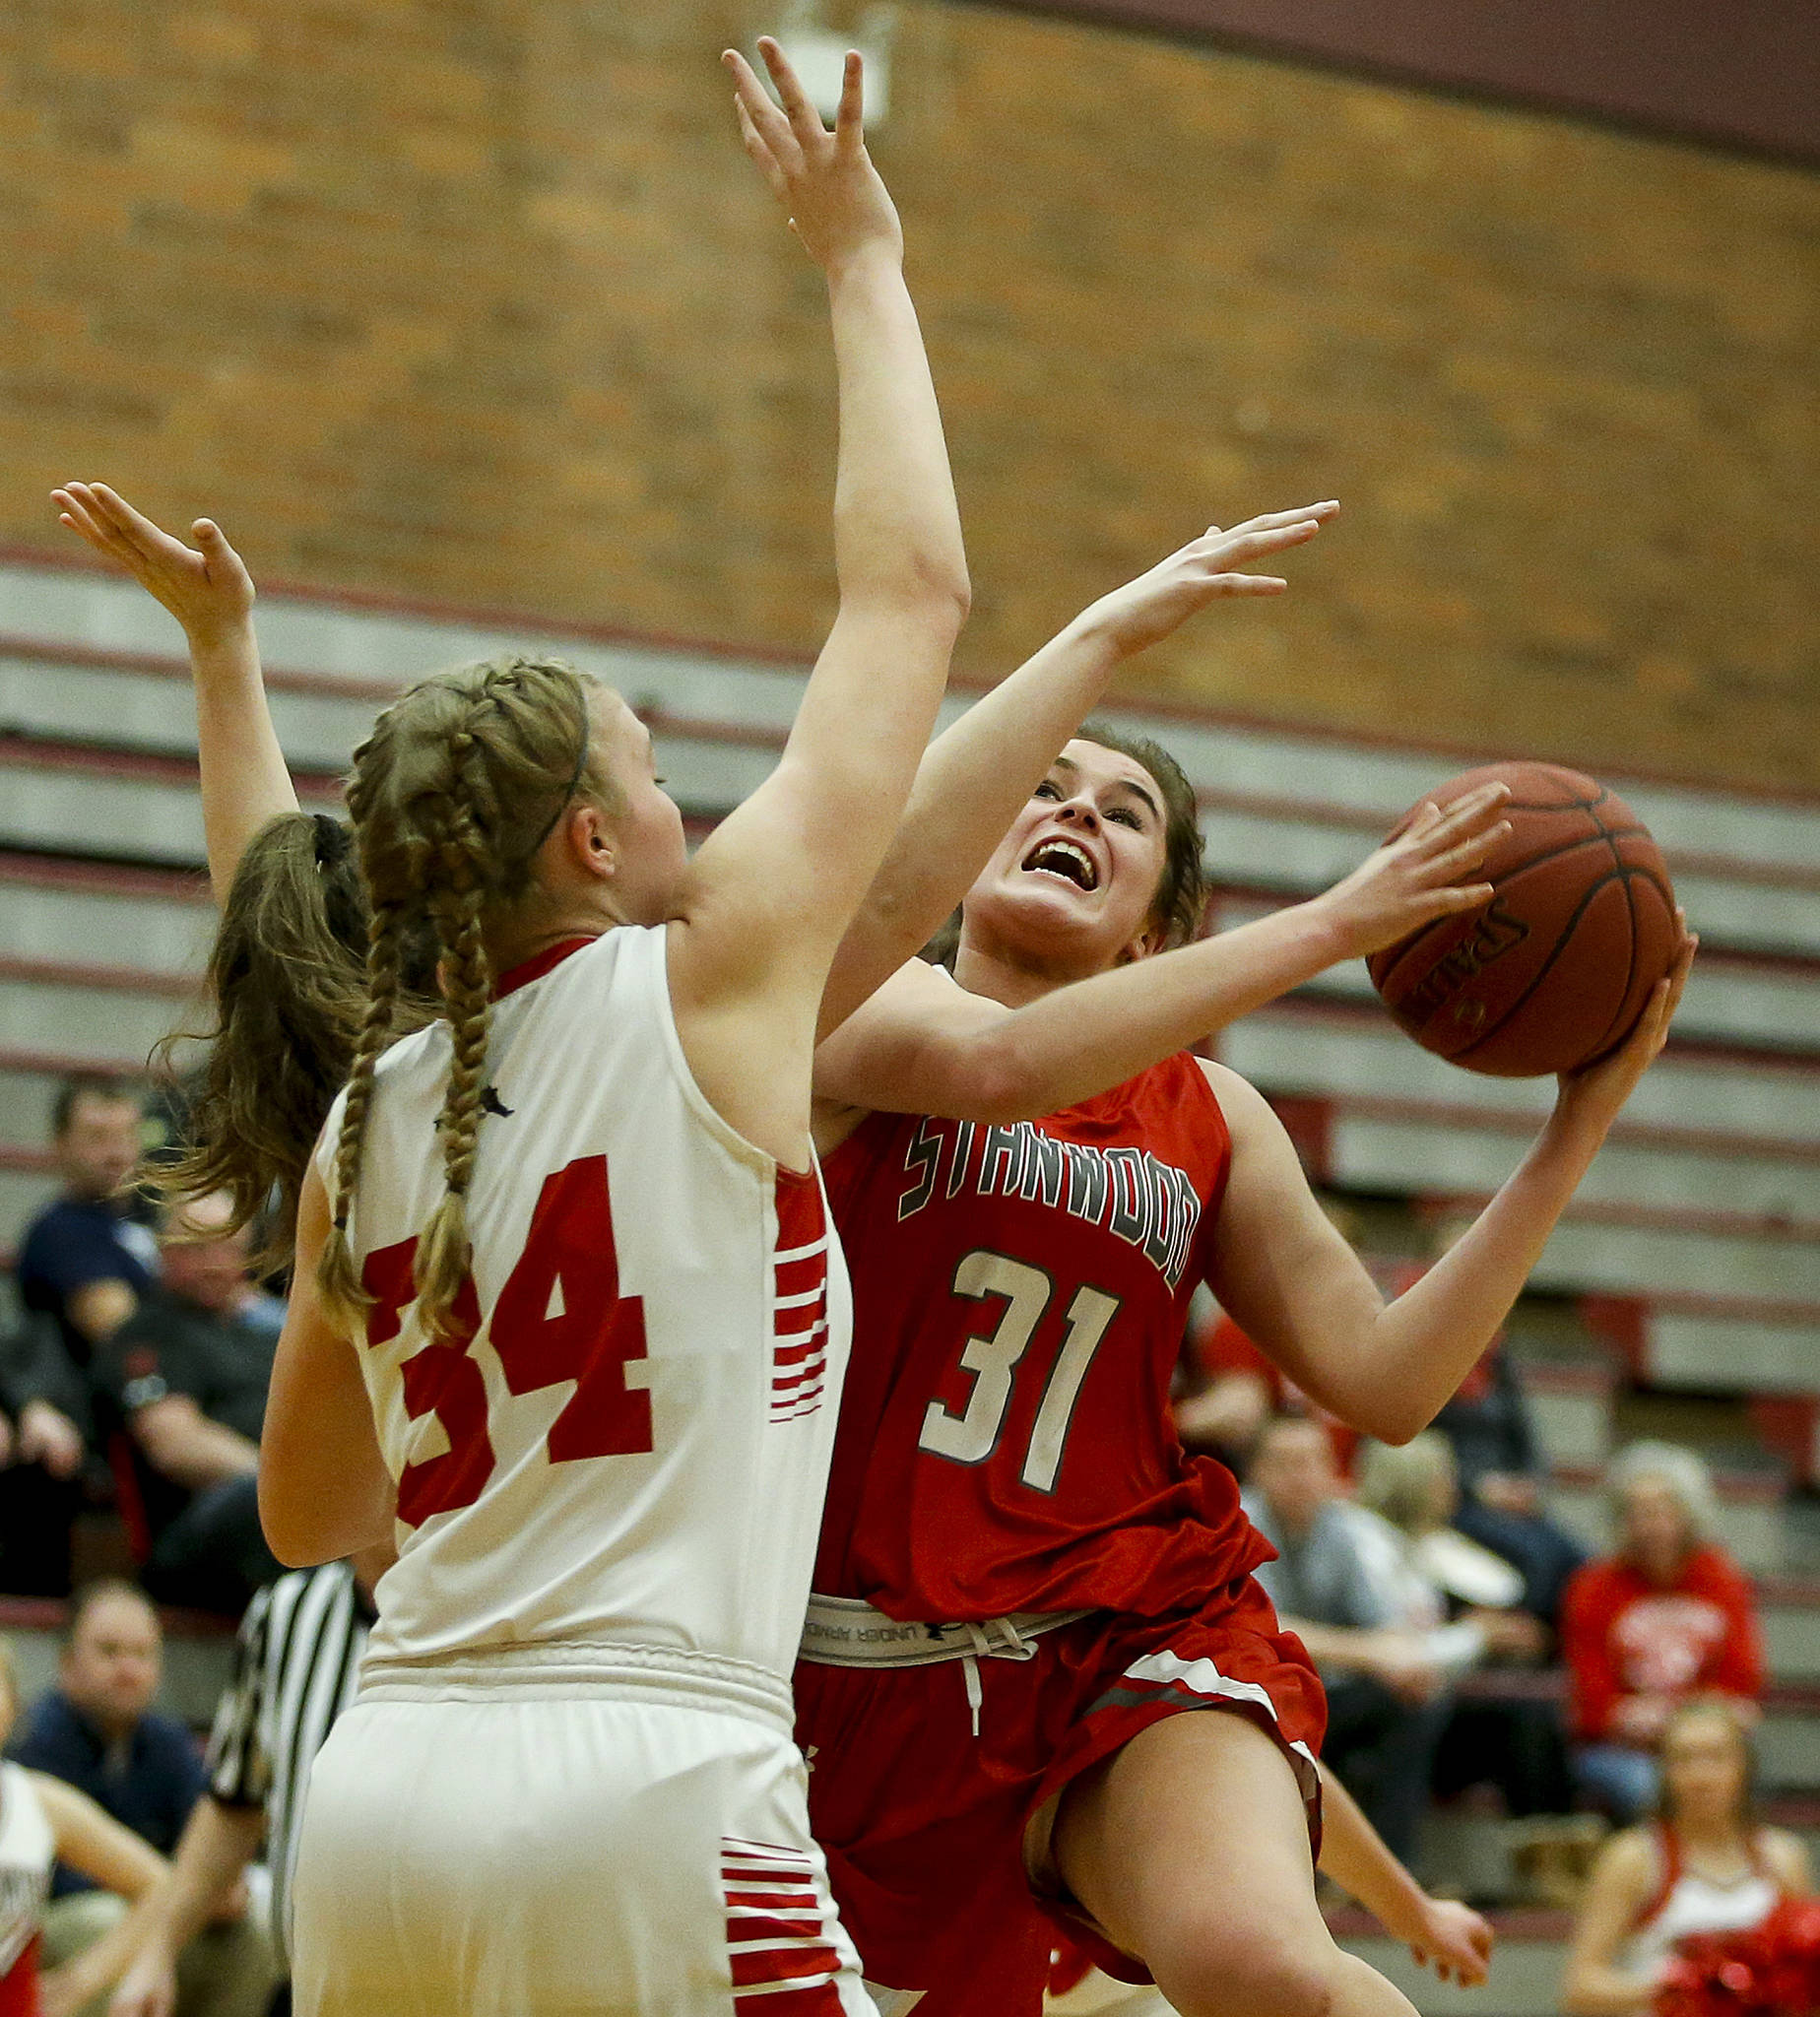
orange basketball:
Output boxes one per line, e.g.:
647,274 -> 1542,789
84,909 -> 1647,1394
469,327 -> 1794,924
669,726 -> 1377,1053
1366,762 -> 1678,1077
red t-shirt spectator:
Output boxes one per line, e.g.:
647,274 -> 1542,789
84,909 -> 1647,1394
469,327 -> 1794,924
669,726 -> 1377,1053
1561,1543 -> 1764,1744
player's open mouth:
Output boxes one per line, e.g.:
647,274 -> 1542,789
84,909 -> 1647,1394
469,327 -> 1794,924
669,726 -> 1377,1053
1020,837 -> 1098,890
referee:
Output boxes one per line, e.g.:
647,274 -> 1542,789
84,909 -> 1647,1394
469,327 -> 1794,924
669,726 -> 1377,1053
106,1544 -> 386,2017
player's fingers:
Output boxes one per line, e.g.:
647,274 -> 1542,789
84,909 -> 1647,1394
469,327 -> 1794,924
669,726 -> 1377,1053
733,94 -> 785,187
833,48 -> 865,147
54,488 -> 134,560
1423,824 -> 1511,880
1210,520 -> 1322,563
724,49 -> 801,166
89,481 -> 175,552
1205,573 -> 1289,596
1222,500 -> 1340,537
758,35 -> 829,146
1426,881 -> 1497,917
1414,781 -> 1511,847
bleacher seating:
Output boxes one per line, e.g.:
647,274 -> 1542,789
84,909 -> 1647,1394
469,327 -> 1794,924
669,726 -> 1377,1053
2,542 -> 1815,2012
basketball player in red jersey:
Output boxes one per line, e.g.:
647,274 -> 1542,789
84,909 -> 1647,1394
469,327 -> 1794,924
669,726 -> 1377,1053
790,711 -> 1694,2007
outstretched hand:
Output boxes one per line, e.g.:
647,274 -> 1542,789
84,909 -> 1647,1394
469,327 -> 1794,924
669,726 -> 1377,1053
1556,914 -> 1697,1132
1076,502 -> 1340,659
1309,783 -> 1512,961
53,483 -> 254,649
1406,1895 -> 1495,1987
723,38 -> 901,272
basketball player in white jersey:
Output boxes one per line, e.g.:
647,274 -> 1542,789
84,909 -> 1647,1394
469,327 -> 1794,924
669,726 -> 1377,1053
257,43 -> 970,2015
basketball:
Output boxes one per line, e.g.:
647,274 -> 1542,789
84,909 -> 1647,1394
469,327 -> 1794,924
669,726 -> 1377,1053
1366,762 -> 1679,1077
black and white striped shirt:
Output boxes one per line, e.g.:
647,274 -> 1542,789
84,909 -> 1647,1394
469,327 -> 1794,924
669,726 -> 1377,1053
206,1560 -> 369,1969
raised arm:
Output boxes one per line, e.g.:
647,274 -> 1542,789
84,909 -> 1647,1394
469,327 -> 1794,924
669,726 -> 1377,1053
1202,931 -> 1695,1444
817,508 -> 1335,1035
54,484 -> 291,902
668,42 -> 967,1153
813,787 -> 1510,1126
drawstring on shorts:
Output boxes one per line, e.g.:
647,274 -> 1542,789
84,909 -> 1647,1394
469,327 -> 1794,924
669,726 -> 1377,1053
958,1616 -> 1036,1737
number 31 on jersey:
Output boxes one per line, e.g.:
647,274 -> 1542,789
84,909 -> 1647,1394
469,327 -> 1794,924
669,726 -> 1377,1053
919,1247 -> 1121,1494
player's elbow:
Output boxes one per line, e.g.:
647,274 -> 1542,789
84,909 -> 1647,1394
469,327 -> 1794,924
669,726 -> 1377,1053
932,1034 -> 1043,1126
844,553 -> 971,635
257,1461 -> 354,1570
1342,1390 -> 1439,1448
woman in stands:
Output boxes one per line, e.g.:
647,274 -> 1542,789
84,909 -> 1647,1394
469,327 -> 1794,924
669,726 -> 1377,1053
1562,1441 -> 1767,1824
85,41 -> 976,2015
1562,1696 -> 1810,2015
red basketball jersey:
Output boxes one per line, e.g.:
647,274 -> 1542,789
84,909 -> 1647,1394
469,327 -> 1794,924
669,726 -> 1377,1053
815,1052 -> 1271,1621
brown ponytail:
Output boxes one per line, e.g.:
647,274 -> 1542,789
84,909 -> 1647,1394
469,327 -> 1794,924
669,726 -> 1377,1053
153,810 -> 412,1267
317,653 -> 618,1339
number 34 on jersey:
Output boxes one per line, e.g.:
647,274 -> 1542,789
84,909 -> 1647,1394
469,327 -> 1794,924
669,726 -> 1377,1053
360,1154 -> 653,1529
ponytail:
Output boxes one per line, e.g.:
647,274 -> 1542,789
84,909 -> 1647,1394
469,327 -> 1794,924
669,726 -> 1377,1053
154,811 -> 400,1268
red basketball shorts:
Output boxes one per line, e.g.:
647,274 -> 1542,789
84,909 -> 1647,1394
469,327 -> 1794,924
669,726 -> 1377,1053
793,1572 -> 1325,2001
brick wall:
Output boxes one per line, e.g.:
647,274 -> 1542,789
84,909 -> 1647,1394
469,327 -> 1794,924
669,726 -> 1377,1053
2,1 -> 1815,789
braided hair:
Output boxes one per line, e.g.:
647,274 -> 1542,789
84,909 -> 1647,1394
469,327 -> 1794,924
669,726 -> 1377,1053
317,654 -> 618,1337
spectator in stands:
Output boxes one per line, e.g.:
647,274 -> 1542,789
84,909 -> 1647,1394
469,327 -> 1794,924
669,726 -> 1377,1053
97,1195 -> 281,1618
1431,1340 -> 1588,1623
1242,1416 -> 1451,1863
1390,1218 -> 1588,1622
0,1638 -> 172,2017
1177,1306 -> 1359,1480
0,1310 -> 93,1595
1353,1435 -> 1572,1819
6,1580 -> 273,2017
4,1076 -> 158,1598
1562,1442 -> 1766,1823
1562,1696 -> 1810,2015
17,1075 -> 158,1398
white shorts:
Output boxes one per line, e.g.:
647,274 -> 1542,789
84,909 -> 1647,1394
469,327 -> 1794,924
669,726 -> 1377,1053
290,1643 -> 872,2017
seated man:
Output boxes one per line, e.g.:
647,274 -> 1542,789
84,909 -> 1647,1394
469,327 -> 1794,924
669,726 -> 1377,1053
1242,1415 -> 1452,1866
6,1076 -> 159,1594
98,1195 -> 281,1617
6,1580 -> 275,2016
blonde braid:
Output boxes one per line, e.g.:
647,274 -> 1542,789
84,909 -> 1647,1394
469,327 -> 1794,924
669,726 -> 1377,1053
317,652 -> 613,1339
412,725 -> 498,1336
317,895 -> 407,1325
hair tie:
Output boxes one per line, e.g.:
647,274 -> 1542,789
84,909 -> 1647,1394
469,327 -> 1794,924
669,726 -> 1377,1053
312,813 -> 351,872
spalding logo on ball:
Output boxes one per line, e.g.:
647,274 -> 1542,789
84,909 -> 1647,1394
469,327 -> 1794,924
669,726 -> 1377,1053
1367,761 -> 1678,1078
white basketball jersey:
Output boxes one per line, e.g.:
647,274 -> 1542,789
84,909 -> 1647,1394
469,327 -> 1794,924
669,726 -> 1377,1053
316,926 -> 851,1684
0,1763 -> 52,1978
